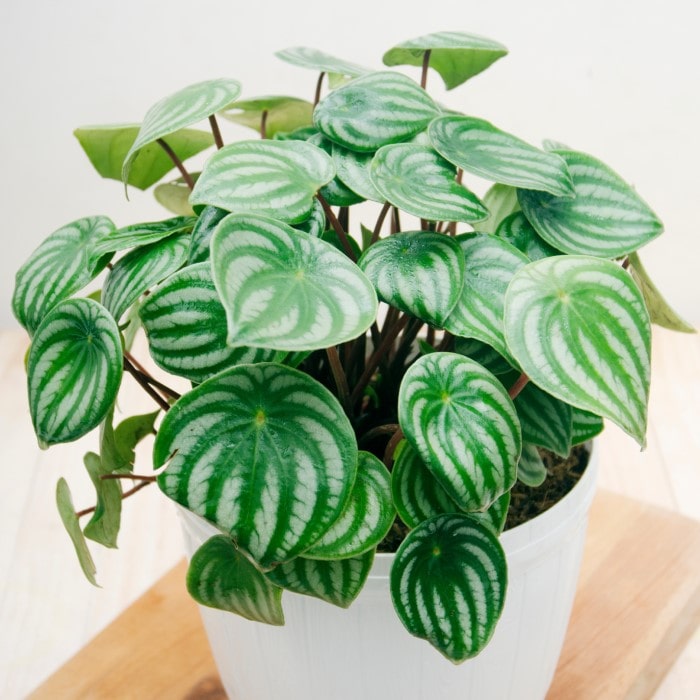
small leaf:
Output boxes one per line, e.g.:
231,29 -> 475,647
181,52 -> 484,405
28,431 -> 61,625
275,47 -> 370,79
314,72 -> 439,152
383,31 -> 508,90
188,206 -> 229,264
56,478 -> 98,586
82,452 -> 122,548
309,134 -> 364,206
390,513 -> 507,662
517,443 -> 547,487
495,212 -> 560,261
571,408 -> 605,445
320,228 -> 362,260
100,408 -> 159,473
294,197 -> 326,238
93,216 -> 194,258
332,144 -> 384,203
477,183 -> 520,234
452,337 -> 513,376
219,95 -> 313,138
154,177 -> 196,216
187,535 -> 284,625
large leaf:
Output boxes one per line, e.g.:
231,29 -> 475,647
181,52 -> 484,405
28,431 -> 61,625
92,216 -> 194,257
314,72 -> 439,152
155,363 -> 358,569
504,256 -> 651,445
190,140 -> 335,223
219,96 -> 313,138
429,116 -> 574,197
275,47 -> 370,79
390,513 -> 507,662
477,183 -> 520,234
102,234 -> 189,322
517,150 -> 663,257
267,550 -> 374,609
210,214 -> 377,351
188,206 -> 229,264
304,452 -> 394,559
28,299 -> 123,446
370,144 -> 488,223
187,535 -> 284,624
74,124 -> 213,190
12,216 -> 114,334
398,352 -> 521,512
140,263 -> 275,383
358,230 -> 465,327
382,31 -> 508,90
82,452 -> 122,548
56,479 -> 98,586
495,212 -> 560,261
122,78 -> 242,182
332,144 -> 383,202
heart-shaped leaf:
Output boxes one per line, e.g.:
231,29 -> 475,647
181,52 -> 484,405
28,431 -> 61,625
13,216 -> 115,334
370,144 -> 488,222
504,256 -> 651,444
28,299 -> 123,445
495,212 -> 560,261
188,206 -> 229,264
391,513 -> 507,662
139,263 -> 275,383
478,183 -> 520,234
190,140 -> 335,223
122,78 -> 242,182
517,443 -> 547,487
275,47 -> 370,79
314,72 -> 439,152
571,408 -> 604,445
332,144 -> 384,202
82,452 -> 122,548
429,116 -> 574,197
308,134 -> 364,206
304,452 -> 394,559
267,550 -> 374,609
517,149 -> 663,257
102,234 -> 189,322
155,363 -> 358,569
93,216 -> 194,257
187,535 -> 284,624
211,214 -> 377,351
398,352 -> 521,512
383,31 -> 508,90
358,231 -> 465,327
219,96 -> 313,138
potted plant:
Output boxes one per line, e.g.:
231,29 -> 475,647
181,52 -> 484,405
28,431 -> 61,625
12,30 -> 693,700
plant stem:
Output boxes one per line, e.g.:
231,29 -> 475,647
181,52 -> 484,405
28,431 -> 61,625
124,357 -> 171,412
316,194 -> 357,261
338,206 -> 349,232
314,72 -> 326,106
391,207 -> 402,234
420,50 -> 432,90
124,351 -> 181,400
383,428 -> 405,468
426,327 -> 435,346
156,139 -> 194,190
508,372 -> 529,400
208,115 -> 224,149
75,480 -> 152,519
622,256 -> 630,270
437,330 -> 454,351
371,202 -> 392,244
359,423 -> 400,445
100,473 -> 157,482
260,109 -> 269,139
326,345 -> 351,414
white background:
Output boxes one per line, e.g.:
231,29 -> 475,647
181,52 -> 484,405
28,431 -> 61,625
0,0 -> 698,328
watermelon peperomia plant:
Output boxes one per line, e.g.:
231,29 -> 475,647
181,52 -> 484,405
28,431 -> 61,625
13,31 -> 694,663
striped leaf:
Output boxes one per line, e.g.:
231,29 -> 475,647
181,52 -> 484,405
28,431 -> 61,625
332,144 -> 383,202
383,31 -> 508,90
398,352 -> 521,512
219,96 -> 313,138
186,535 -> 284,625
139,263 -> 275,383
313,72 -> 439,152
190,140 -> 335,224
102,234 -> 189,322
122,78 -> 242,182
188,206 -> 228,264
275,47 -> 370,79
210,214 -> 377,351
293,197 -> 326,238
309,134 -> 364,206
13,216 -> 114,334
82,451 -> 122,548
517,150 -> 663,257
154,175 -> 196,216
370,144 -> 488,223
267,550 -> 374,609
93,216 -> 194,257
155,363 -> 358,569
571,408 -> 605,445
478,183 -> 520,234
429,116 -> 574,197
28,299 -> 123,446
504,256 -> 651,445
453,337 -> 514,376
390,513 -> 507,662
495,212 -> 560,261
304,452 -> 394,560
358,231 -> 465,327
517,443 -> 547,487
444,234 -> 529,366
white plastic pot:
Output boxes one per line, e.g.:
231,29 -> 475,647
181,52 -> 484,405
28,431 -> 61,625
178,443 -> 598,700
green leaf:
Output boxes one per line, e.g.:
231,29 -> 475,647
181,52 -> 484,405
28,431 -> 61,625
100,408 -> 159,473
444,234 -> 529,366
139,263 -> 276,383
370,144 -> 488,223
56,478 -> 98,586
273,125 -> 319,142
28,299 -> 123,445
495,212 -> 560,261
309,134 -> 364,206
383,31 -> 508,90
571,408 -> 605,445
190,140 -> 335,223
266,550 -> 374,608
504,256 -> 651,445
187,535 -> 284,624
275,46 -> 370,79
82,452 -> 122,548
477,183 -> 520,234
102,234 -> 189,322
122,78 -> 242,182
219,96 -> 314,138
74,124 -> 213,190
155,363 -> 358,569
293,197 -> 326,238
358,230 -> 465,327
517,443 -> 547,487
12,216 -> 115,334
452,337 -> 513,376
314,72 -> 439,152
304,452 -> 394,559
390,513 -> 507,662
210,214 -> 377,351
188,206 -> 228,264
332,144 -> 384,203
92,216 -> 195,257
320,228 -> 362,260
628,252 -> 695,333
398,352 -> 521,512
154,177 -> 196,216
429,116 -> 574,197
517,150 -> 663,257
